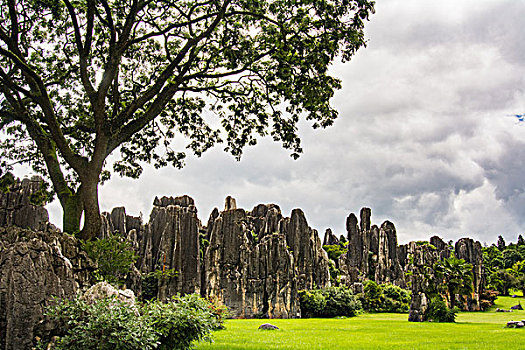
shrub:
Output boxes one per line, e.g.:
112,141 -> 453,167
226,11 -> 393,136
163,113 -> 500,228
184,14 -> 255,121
143,294 -> 221,350
323,286 -> 362,317
479,290 -> 499,311
81,233 -> 138,286
206,296 -> 230,328
323,244 -> 348,261
361,281 -> 410,313
425,296 -> 458,322
299,286 -> 361,318
44,296 -> 158,350
381,284 -> 411,313
41,293 -> 223,350
298,290 -> 327,318
363,280 -> 383,311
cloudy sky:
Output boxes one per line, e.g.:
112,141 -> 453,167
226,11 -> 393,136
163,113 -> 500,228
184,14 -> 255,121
35,0 -> 525,245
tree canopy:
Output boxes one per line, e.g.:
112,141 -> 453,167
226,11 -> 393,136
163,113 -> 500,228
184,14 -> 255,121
0,0 -> 375,239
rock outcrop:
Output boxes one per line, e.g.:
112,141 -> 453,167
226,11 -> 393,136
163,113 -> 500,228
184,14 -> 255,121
341,208 -> 405,287
0,173 -> 490,349
331,208 -> 485,321
0,176 -> 50,231
203,201 -> 329,318
101,196 -> 201,299
323,228 -> 339,246
455,238 -> 484,311
406,239 -> 451,322
0,226 -> 94,350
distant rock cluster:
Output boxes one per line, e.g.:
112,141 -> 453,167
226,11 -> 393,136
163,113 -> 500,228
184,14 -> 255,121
0,176 -> 487,349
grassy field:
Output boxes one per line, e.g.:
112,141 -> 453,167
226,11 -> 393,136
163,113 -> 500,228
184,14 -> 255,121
195,296 -> 525,350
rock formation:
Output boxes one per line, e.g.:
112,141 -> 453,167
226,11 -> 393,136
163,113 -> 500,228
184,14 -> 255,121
374,221 -> 404,286
331,207 -> 485,321
455,238 -> 484,311
323,228 -> 339,246
0,226 -> 94,350
0,176 -> 50,231
101,196 -> 201,299
405,239 -> 451,322
0,173 -> 491,349
340,208 -> 405,287
203,199 -> 330,318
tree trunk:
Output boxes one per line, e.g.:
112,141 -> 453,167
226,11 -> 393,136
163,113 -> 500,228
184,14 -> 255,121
61,193 -> 83,234
78,178 -> 102,240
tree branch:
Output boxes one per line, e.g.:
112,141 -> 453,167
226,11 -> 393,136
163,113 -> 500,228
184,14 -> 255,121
63,0 -> 96,99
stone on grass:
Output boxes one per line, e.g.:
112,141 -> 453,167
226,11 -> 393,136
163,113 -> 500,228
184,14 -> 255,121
506,321 -> 524,328
258,323 -> 279,330
496,308 -> 512,312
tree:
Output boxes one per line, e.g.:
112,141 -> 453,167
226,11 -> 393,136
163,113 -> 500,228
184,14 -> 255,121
488,269 -> 516,296
497,235 -> 506,251
503,248 -> 523,269
0,0 -> 375,239
518,234 -> 525,247
434,256 -> 474,309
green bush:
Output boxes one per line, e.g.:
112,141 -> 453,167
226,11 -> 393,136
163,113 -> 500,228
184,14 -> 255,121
323,244 -> 348,261
298,290 -> 327,318
81,233 -> 138,286
143,294 -> 222,350
362,281 -> 410,313
299,286 -> 361,318
43,296 -> 158,350
425,296 -> 457,322
363,280 -> 383,311
41,293 -> 223,350
381,284 -> 411,313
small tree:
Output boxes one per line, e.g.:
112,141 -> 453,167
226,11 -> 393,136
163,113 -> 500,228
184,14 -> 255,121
81,232 -> 138,286
434,256 -> 473,309
497,235 -> 506,251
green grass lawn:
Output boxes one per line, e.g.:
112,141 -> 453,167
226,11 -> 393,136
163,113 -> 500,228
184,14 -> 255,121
195,297 -> 525,350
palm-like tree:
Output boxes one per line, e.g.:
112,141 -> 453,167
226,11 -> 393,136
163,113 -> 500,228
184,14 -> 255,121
434,256 -> 474,309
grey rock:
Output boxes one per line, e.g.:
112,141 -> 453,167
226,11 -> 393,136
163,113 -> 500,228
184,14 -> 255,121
406,240 -> 450,322
224,196 -> 237,211
0,176 -> 49,231
323,228 -> 339,246
455,238 -> 484,311
282,209 -> 330,291
203,200 -> 329,318
507,321 -> 524,328
258,323 -> 279,330
0,226 -> 93,350
496,308 -> 512,312
82,281 -> 136,306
